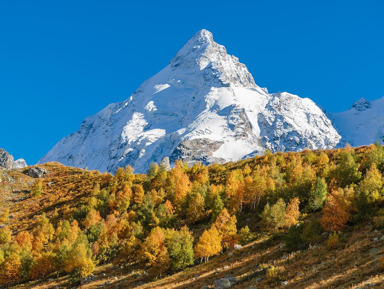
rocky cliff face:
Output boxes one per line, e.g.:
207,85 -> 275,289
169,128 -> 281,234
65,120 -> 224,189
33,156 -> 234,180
40,29 -> 341,173
0,148 -> 27,169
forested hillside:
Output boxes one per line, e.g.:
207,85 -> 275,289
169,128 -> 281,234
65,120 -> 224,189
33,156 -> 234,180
1,144 -> 384,288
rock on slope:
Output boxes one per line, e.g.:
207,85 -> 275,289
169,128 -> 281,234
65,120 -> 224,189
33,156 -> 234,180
40,29 -> 340,173
0,148 -> 27,169
329,97 -> 384,147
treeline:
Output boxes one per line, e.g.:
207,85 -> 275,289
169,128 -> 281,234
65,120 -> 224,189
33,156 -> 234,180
1,144 -> 384,285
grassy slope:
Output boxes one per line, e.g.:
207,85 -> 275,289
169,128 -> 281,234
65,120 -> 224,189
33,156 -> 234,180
14,224 -> 384,288
1,149 -> 384,288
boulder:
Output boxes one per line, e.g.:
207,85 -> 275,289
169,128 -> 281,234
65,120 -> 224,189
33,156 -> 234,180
214,278 -> 232,289
227,277 -> 238,285
81,274 -> 96,285
369,248 -> 379,256
25,167 -> 47,178
234,244 -> 242,250
213,277 -> 237,289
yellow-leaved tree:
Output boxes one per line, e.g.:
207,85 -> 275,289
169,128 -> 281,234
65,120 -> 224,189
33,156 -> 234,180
194,227 -> 222,263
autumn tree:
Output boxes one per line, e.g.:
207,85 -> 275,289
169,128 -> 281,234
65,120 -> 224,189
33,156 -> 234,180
194,227 -> 222,263
261,199 -> 286,230
147,163 -> 159,179
213,209 -> 238,249
67,220 -> 81,245
0,226 -> 11,245
225,170 -> 245,212
285,156 -> 316,202
155,200 -> 174,228
82,208 -> 102,229
245,169 -> 267,210
243,164 -> 252,176
140,227 -> 170,274
189,162 -> 209,184
132,184 -> 145,207
31,179 -> 43,197
361,142 -> 384,171
321,189 -> 351,232
117,235 -> 142,264
166,160 -> 191,206
333,151 -> 361,187
186,192 -> 205,224
115,184 -> 132,213
0,252 -> 22,284
15,231 -> 34,251
357,163 -> 383,204
33,214 -> 55,252
64,236 -> 95,278
30,252 -> 56,279
285,197 -> 300,227
206,185 -> 224,221
149,188 -> 165,206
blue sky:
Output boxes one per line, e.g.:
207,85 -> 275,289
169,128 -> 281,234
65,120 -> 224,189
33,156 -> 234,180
1,0 -> 383,164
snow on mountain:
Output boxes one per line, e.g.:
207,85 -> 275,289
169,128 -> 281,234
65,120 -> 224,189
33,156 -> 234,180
39,29 -> 341,173
329,97 -> 384,147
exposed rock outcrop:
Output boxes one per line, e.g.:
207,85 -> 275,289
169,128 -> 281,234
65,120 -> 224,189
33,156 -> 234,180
0,148 -> 27,169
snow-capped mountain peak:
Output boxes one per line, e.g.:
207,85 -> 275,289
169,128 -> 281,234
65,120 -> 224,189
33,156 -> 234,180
170,29 -> 257,88
40,29 -> 340,173
351,97 -> 371,111
330,96 -> 384,147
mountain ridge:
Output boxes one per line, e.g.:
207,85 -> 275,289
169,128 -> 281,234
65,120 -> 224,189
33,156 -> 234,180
0,148 -> 27,170
329,95 -> 384,147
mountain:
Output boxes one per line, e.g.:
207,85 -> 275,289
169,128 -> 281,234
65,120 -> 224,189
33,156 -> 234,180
329,97 -> 384,147
40,29 -> 341,173
0,148 -> 27,169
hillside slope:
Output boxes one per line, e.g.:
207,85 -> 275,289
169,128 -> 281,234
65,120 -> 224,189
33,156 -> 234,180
2,145 -> 384,288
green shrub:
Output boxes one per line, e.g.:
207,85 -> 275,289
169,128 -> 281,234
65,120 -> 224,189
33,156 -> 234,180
238,226 -> 257,245
284,223 -> 305,251
300,219 -> 324,245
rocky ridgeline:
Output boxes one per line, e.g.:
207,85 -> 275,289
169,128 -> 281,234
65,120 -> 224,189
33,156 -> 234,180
0,148 -> 27,170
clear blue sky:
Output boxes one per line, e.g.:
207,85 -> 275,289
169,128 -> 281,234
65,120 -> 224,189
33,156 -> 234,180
1,0 -> 383,164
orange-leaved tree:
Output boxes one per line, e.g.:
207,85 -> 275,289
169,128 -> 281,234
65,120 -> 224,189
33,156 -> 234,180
321,188 -> 352,232
285,197 -> 300,228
